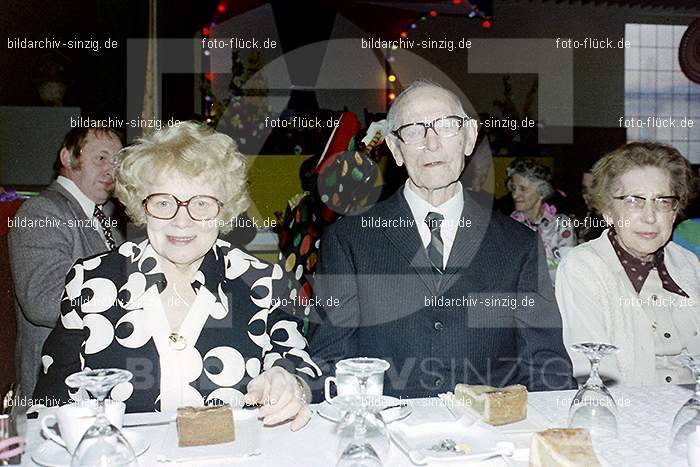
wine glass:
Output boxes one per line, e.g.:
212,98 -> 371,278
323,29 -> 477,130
327,358 -> 392,466
567,343 -> 620,440
9,384 -> 27,442
669,354 -> 700,455
65,368 -> 137,467
334,395 -> 390,467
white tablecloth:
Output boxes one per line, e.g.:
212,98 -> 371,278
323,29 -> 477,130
18,385 -> 694,466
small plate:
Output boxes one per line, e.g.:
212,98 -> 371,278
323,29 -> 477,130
32,429 -> 149,467
316,396 -> 412,424
390,418 -> 514,465
156,408 -> 261,463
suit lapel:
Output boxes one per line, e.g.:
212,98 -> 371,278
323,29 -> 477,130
48,180 -> 82,213
378,190 -> 438,295
47,181 -> 105,249
441,191 -> 490,293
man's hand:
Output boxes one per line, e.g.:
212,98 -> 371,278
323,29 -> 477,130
244,366 -> 311,431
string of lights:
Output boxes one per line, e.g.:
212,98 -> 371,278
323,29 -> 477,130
386,0 -> 493,105
199,1 -> 493,119
199,2 -> 227,122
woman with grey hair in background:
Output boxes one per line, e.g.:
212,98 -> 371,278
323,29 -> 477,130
508,158 -> 577,284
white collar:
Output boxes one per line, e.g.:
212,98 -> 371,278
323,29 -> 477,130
56,176 -> 97,218
403,181 -> 464,227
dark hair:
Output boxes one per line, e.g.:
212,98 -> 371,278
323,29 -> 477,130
52,127 -> 124,174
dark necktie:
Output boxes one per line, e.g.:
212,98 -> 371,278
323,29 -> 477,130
94,205 -> 117,250
424,212 -> 445,275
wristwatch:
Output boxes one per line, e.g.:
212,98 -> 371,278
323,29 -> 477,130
294,375 -> 311,404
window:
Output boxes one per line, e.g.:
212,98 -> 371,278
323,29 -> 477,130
625,23 -> 700,164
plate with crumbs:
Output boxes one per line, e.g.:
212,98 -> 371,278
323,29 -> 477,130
390,417 -> 516,465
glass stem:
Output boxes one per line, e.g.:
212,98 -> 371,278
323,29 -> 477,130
352,409 -> 367,440
694,370 -> 700,400
94,392 -> 110,429
587,356 -> 603,387
359,376 -> 368,395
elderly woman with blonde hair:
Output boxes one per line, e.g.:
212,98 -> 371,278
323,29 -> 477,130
556,142 -> 700,387
34,121 -> 320,430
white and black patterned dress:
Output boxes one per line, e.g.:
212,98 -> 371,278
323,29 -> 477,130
34,238 -> 321,412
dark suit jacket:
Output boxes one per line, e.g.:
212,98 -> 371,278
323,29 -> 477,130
309,187 -> 575,400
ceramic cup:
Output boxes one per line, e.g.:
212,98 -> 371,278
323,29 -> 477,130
40,399 -> 125,454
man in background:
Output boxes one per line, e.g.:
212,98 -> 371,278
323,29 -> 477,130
9,126 -> 124,398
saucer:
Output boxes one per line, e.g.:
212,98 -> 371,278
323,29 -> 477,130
390,418 -> 514,465
316,396 -> 412,424
32,429 -> 149,467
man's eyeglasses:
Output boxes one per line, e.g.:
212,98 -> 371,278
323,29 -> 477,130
391,115 -> 472,145
613,195 -> 679,213
82,149 -> 118,168
143,193 -> 223,221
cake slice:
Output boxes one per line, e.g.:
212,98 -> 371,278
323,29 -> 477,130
454,384 -> 527,425
529,428 -> 601,467
176,405 -> 236,447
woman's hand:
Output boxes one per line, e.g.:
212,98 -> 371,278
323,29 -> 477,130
244,367 -> 311,431
0,436 -> 25,460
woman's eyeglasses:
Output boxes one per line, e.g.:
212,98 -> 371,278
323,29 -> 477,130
613,195 -> 679,213
143,193 -> 223,221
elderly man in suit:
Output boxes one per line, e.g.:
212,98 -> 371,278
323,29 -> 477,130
309,80 -> 575,399
9,127 -> 124,399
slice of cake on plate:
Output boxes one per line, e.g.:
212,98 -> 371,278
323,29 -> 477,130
176,405 -> 236,447
529,428 -> 601,466
454,384 -> 527,425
